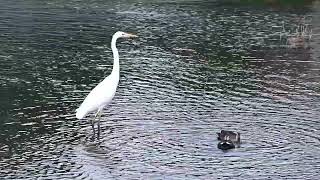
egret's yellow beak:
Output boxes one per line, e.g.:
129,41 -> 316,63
125,33 -> 138,38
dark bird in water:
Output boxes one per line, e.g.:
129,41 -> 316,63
217,130 -> 241,150
217,130 -> 240,143
217,141 -> 235,150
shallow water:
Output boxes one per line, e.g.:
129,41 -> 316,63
1,0 -> 320,179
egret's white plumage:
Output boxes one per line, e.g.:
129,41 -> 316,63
76,31 -> 137,134
75,73 -> 119,119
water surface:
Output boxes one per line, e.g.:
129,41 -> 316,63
1,0 -> 320,179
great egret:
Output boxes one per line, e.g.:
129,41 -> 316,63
76,31 -> 138,136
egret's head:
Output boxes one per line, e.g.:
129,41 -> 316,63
115,31 -> 138,39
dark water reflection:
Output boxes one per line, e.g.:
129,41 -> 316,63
1,0 -> 320,179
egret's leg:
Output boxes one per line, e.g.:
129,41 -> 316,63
91,110 -> 99,135
97,109 -> 103,138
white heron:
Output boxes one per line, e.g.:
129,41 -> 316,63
76,31 -> 138,136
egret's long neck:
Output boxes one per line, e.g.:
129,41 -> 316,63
111,35 -> 120,76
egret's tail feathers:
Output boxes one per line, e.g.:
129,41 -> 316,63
76,108 -> 87,119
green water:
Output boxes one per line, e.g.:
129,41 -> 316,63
1,0 -> 320,179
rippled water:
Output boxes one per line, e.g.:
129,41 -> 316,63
1,0 -> 320,179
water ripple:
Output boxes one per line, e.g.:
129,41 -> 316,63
1,0 -> 320,179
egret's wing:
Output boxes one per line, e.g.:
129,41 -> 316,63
76,75 -> 118,119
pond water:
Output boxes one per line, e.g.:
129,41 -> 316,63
1,0 -> 320,179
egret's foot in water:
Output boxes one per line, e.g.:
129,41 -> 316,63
97,120 -> 101,139
90,119 -> 96,136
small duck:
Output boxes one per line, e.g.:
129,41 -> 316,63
217,130 -> 241,150
217,130 -> 240,143
217,140 -> 235,151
